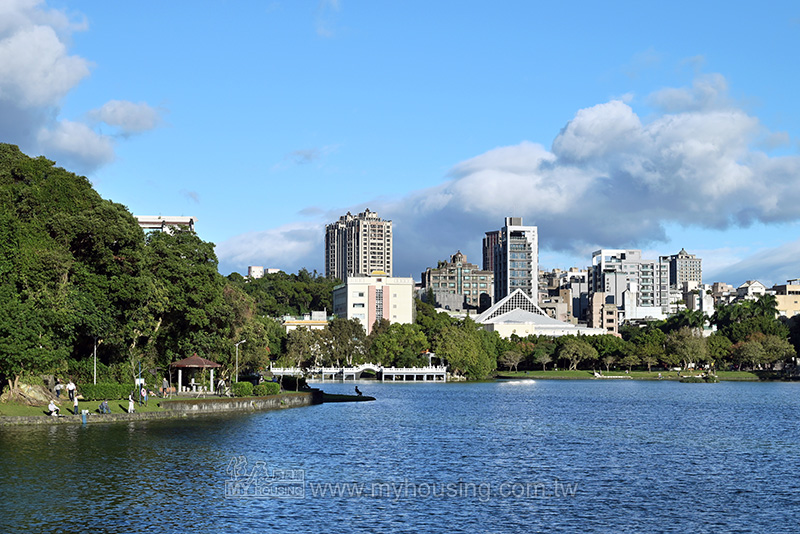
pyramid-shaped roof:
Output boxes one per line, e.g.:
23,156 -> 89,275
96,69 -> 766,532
169,353 -> 221,368
475,289 -> 557,324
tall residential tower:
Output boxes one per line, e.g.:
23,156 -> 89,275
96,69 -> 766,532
325,209 -> 392,280
491,217 -> 538,303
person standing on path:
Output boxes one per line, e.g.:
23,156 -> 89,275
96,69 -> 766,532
73,396 -> 79,415
66,380 -> 76,401
128,393 -> 135,414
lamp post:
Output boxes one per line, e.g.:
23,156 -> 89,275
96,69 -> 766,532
93,336 -> 97,385
235,339 -> 247,383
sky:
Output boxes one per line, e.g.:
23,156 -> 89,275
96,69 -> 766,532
3,0 -> 800,287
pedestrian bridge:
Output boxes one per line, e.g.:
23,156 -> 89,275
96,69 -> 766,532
269,363 -> 447,382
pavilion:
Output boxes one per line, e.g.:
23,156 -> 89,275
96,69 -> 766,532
169,354 -> 221,393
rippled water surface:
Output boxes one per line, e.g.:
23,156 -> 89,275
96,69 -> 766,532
2,380 -> 799,533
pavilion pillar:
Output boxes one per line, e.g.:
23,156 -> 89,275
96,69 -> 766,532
178,369 -> 183,392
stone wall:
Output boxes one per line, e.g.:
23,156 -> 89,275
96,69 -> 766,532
0,392 -> 315,426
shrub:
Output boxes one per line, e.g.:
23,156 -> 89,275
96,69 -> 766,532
80,383 -> 137,401
253,382 -> 281,396
231,381 -> 254,397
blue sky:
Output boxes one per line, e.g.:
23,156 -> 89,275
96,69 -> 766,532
3,1 -> 800,286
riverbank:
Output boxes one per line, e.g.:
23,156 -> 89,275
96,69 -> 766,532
495,370 -> 782,381
0,392 -> 315,426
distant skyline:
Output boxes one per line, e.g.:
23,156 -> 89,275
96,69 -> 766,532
3,1 -> 800,286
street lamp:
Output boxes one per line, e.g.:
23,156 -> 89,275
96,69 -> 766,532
235,339 -> 247,383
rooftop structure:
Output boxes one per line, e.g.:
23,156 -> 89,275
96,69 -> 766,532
135,215 -> 197,233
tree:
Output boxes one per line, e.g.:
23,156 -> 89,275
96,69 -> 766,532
557,337 -> 598,371
500,350 -> 524,372
433,324 -> 495,379
665,327 -> 708,370
761,335 -> 796,369
663,309 -> 707,333
731,340 -> 766,369
326,318 -> 367,366
368,323 -> 428,367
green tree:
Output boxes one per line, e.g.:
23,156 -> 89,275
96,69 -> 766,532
433,324 -> 494,379
326,318 -> 367,366
557,337 -> 598,371
665,327 -> 708,369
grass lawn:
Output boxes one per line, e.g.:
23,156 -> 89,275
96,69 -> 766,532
0,398 -> 166,417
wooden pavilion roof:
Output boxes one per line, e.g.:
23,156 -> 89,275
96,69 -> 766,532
169,354 -> 221,368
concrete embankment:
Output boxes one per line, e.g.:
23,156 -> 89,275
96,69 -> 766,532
0,392 -> 316,426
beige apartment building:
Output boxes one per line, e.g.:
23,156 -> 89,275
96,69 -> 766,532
332,272 -> 414,334
325,209 -> 392,280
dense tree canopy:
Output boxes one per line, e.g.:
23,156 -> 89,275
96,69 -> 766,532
2,143 -> 798,388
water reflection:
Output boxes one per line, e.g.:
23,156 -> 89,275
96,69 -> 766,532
1,380 -> 798,533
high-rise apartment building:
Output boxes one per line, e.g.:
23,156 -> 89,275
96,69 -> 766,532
490,217 -> 538,303
589,249 -> 670,321
482,230 -> 499,272
325,209 -> 392,280
659,248 -> 702,288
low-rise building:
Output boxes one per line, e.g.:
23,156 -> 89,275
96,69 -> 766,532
772,279 -> 800,318
281,311 -> 331,333
475,289 -> 605,338
332,272 -> 415,334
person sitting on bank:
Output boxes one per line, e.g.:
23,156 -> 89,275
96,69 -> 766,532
355,386 -> 363,397
98,400 -> 110,414
48,400 -> 60,417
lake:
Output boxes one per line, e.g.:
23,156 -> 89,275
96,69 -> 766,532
1,379 -> 798,533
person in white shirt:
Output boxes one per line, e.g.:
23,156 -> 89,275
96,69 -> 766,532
48,400 -> 59,416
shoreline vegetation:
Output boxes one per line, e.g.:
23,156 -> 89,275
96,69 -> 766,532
494,369 -> 778,381
2,370 -> 790,423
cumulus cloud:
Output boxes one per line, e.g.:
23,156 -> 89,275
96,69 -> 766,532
217,73 -> 800,282
37,119 -> 115,172
216,222 -> 322,274
706,239 -> 800,287
88,100 -> 163,135
0,1 -> 161,173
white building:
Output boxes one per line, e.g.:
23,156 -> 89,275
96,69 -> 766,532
475,289 -> 605,338
332,272 -> 414,334
281,311 -> 330,333
135,215 -> 197,233
589,249 -> 670,322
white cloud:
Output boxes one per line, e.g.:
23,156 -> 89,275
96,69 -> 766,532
88,100 -> 163,135
647,73 -> 729,113
216,222 -> 322,274
217,73 -> 800,283
706,240 -> 800,287
37,120 -> 115,172
0,24 -> 89,107
0,1 -> 160,173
